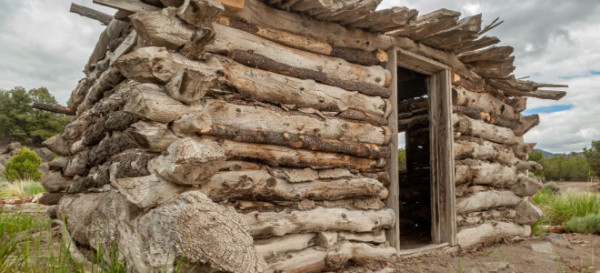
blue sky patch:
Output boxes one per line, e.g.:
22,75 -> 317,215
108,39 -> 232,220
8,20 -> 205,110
523,104 -> 573,115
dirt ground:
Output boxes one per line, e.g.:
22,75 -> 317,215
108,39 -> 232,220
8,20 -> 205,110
396,233 -> 600,273
396,181 -> 600,273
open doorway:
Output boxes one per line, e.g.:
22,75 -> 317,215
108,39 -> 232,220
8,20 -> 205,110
385,48 -> 457,251
397,68 -> 432,249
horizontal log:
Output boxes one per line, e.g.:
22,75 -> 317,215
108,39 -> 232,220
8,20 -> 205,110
458,46 -> 513,63
93,0 -> 159,12
348,7 -> 417,32
116,47 -> 389,115
176,0 -> 223,29
226,0 -> 481,82
457,222 -> 530,249
88,131 -> 139,166
148,138 -> 225,185
506,97 -> 527,112
174,122 -> 390,159
455,159 -> 517,186
417,14 -> 482,51
454,137 -> 532,166
43,135 -> 71,156
200,169 -> 387,202
85,19 -> 130,75
453,105 -> 539,136
456,209 -> 516,227
469,56 -> 516,79
454,36 -> 500,54
242,207 -> 395,237
255,233 -> 315,260
268,242 -> 396,272
76,67 -> 125,114
515,199 -> 543,224
216,17 -> 388,66
456,190 -> 522,214
128,121 -> 179,152
388,9 -> 460,40
32,102 -> 75,115
112,174 -> 187,208
453,86 -> 516,119
130,10 -> 391,87
63,151 -> 89,178
70,3 -> 112,25
40,171 -> 73,193
337,109 -> 388,126
453,113 -> 522,145
510,174 -> 543,197
186,99 -> 391,145
233,197 -> 386,212
123,83 -> 191,123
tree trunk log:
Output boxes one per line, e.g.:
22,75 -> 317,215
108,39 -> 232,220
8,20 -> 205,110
176,0 -> 223,28
456,209 -> 516,227
510,174 -> 543,197
63,151 -> 89,178
457,222 -> 530,249
453,106 -> 539,136
242,207 -> 395,237
128,121 -> 180,152
123,83 -> 191,123
453,113 -> 522,145
455,159 -> 517,186
255,233 -> 316,260
452,86 -> 516,119
200,169 -> 387,202
43,135 -> 71,156
40,171 -> 73,193
515,199 -> 543,225
147,138 -> 225,185
456,190 -> 522,214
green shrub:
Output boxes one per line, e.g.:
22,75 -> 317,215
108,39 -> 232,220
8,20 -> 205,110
3,147 -> 42,181
565,213 -> 600,234
0,180 -> 46,197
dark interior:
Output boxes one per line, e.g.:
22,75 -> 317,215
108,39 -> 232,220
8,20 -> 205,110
397,67 -> 432,249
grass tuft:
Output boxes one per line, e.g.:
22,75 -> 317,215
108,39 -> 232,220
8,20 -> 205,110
565,213 -> 600,234
0,179 -> 46,198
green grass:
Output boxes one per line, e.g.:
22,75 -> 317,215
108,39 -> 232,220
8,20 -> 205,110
531,183 -> 600,235
565,213 -> 600,234
0,179 -> 46,198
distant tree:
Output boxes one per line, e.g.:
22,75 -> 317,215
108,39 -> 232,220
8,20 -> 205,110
540,154 -> 592,181
0,87 -> 70,145
528,150 -> 545,178
584,140 -> 600,177
3,147 -> 42,181
398,148 -> 406,171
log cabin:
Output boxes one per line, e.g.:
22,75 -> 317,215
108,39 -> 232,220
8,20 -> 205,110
43,0 -> 567,272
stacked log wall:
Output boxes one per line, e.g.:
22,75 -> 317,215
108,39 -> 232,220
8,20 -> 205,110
47,2 -> 397,272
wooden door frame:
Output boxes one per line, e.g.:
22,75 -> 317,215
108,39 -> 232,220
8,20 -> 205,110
386,48 -> 457,250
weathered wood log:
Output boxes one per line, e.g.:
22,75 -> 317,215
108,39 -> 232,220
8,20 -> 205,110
148,138 -> 225,185
338,230 -> 387,244
456,209 -> 516,227
219,56 -> 388,116
457,222 -> 530,249
229,49 -> 391,98
176,0 -> 223,28
117,46 -> 390,112
123,83 -> 191,123
108,150 -> 154,179
255,233 -> 315,260
32,102 -> 75,115
398,114 -> 428,131
77,67 -> 125,114
88,132 -> 139,166
418,14 -> 482,51
454,138 -> 540,169
453,105 -> 539,136
63,151 -> 89,177
337,109 -> 388,126
455,159 -> 517,186
510,174 -> 543,197
40,171 -> 72,193
200,169 -> 387,202
43,135 -> 71,156
454,36 -> 500,54
70,3 -> 112,25
515,199 -> 543,224
48,156 -> 69,172
128,121 -> 179,152
349,7 -> 417,32
130,10 -> 391,87
59,190 -> 266,273
456,190 -> 522,214
233,197 -> 386,213
85,19 -> 129,74
125,121 -> 384,170
458,46 -> 513,63
387,9 -> 460,40
68,163 -> 110,193
242,207 -> 394,238
216,16 -> 388,67
488,78 -> 568,100
93,0 -> 160,12
267,242 -> 396,272
506,97 -> 527,112
201,99 -> 390,145
174,122 -> 390,159
226,0 -> 480,82
111,174 -> 187,208
469,57 -> 516,79
453,113 -> 522,145
453,86 -> 516,119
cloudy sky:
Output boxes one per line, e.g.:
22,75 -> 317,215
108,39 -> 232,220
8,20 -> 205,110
0,0 -> 598,153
